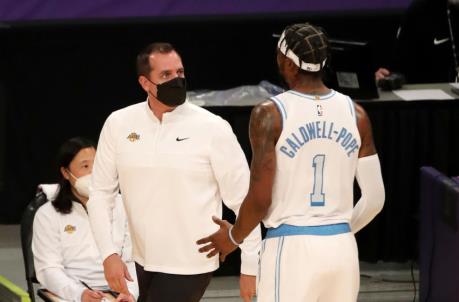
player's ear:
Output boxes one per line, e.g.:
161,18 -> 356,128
286,58 -> 296,70
285,58 -> 299,76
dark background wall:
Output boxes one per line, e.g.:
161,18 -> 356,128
0,11 -> 404,261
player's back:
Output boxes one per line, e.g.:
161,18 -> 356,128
264,89 -> 361,228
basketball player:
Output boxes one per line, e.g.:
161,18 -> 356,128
197,23 -> 385,301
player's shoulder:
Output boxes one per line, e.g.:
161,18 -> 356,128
250,99 -> 283,136
332,89 -> 350,99
353,102 -> 366,116
253,98 -> 279,115
273,89 -> 344,101
328,90 -> 362,114
355,102 -> 371,131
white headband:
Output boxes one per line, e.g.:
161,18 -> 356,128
277,30 -> 327,72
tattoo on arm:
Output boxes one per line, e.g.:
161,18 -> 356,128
248,101 -> 282,182
230,101 -> 282,241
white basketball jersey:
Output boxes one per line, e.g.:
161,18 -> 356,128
264,89 -> 361,228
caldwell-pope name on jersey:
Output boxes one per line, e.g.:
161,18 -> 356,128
279,120 -> 359,158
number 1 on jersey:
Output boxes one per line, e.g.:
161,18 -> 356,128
310,154 -> 326,206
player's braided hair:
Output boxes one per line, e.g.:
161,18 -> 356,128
281,23 -> 329,73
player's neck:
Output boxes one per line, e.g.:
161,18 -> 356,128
291,76 -> 329,95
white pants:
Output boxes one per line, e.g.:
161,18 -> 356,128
257,233 -> 359,302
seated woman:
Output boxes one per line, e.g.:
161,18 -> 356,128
32,137 -> 138,302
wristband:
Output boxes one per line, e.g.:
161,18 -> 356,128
228,226 -> 243,246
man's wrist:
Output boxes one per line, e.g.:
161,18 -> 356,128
102,249 -> 119,263
103,253 -> 120,264
228,226 -> 243,246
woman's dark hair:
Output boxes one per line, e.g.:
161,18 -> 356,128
52,137 -> 96,214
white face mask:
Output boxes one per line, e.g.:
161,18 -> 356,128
69,172 -> 92,198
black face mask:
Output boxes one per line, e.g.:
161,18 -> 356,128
150,77 -> 187,107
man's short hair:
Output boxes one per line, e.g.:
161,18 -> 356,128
136,42 -> 177,77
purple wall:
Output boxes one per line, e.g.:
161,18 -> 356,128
0,0 -> 412,22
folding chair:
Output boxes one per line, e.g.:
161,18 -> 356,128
20,189 -> 52,302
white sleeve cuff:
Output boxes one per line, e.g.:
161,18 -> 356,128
239,226 -> 262,276
240,252 -> 259,276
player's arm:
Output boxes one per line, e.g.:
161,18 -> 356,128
356,104 -> 376,157
351,103 -> 385,233
231,100 -> 282,243
197,100 -> 281,259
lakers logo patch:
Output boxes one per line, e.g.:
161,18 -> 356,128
64,225 -> 76,234
127,132 -> 140,142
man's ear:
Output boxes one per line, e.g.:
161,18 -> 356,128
138,76 -> 149,92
